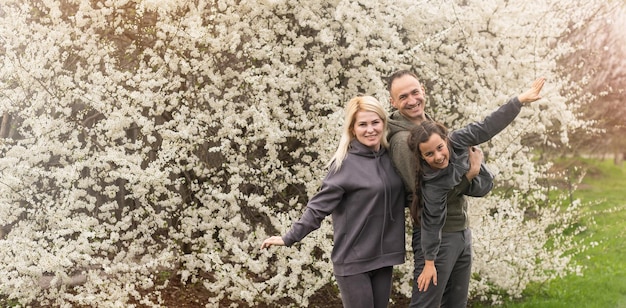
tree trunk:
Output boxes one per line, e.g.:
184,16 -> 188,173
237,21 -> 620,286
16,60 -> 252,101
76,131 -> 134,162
614,152 -> 623,165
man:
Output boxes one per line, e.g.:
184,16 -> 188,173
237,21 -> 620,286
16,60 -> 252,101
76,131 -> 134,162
387,70 -> 431,195
386,69 -> 489,308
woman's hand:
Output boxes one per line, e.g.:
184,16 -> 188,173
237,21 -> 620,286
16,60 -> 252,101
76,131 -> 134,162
260,236 -> 285,249
417,260 -> 438,292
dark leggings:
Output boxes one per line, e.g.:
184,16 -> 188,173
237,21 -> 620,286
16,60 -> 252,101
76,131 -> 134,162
335,266 -> 394,308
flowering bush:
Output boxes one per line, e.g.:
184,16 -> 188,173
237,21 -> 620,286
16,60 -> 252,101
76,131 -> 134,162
0,0 -> 610,306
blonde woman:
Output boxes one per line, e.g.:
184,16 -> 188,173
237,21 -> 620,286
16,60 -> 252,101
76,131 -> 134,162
261,96 -> 406,308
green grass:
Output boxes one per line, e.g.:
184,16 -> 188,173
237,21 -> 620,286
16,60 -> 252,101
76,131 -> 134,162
501,157 -> 626,308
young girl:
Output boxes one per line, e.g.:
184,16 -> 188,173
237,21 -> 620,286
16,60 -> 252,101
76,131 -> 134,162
407,77 -> 545,307
261,95 -> 406,308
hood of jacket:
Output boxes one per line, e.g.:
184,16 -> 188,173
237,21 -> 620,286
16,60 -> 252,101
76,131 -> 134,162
348,138 -> 386,158
388,110 -> 415,139
388,110 -> 434,138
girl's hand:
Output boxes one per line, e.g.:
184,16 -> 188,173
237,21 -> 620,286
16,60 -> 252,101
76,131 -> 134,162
417,260 -> 438,292
518,77 -> 545,104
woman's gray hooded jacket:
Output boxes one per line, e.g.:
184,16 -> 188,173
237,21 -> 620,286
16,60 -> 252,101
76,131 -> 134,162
282,139 -> 406,276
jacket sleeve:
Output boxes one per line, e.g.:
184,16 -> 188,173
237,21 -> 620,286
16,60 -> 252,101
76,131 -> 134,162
420,181 -> 448,260
282,177 -> 344,247
466,163 -> 494,197
450,97 -> 523,147
389,131 -> 416,205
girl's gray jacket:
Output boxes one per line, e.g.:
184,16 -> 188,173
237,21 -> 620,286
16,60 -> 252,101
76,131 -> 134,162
420,97 -> 524,260
282,139 -> 406,276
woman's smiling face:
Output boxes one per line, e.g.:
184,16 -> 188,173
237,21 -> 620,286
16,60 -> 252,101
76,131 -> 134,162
352,110 -> 383,151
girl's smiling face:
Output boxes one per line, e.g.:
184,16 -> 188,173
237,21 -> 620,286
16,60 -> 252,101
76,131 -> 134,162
419,133 -> 449,169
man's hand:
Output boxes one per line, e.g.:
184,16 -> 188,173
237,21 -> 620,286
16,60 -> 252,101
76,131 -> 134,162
466,146 -> 483,180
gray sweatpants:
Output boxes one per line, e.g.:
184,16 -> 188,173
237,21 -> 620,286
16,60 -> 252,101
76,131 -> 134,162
410,228 -> 472,308
335,266 -> 394,308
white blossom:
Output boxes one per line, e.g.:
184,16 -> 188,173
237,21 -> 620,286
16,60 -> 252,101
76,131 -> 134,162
0,0 -> 613,306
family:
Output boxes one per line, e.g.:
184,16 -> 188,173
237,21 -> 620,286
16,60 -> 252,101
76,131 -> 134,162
261,70 -> 546,308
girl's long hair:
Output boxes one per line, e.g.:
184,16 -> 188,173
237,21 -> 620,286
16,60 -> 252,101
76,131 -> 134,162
328,96 -> 389,173
406,121 -> 448,225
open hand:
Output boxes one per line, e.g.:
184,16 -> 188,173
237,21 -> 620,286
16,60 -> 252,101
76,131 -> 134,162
518,77 -> 545,104
417,261 -> 438,292
260,236 -> 285,249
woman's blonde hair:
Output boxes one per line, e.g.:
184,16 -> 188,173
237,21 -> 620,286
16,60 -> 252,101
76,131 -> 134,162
328,95 -> 389,173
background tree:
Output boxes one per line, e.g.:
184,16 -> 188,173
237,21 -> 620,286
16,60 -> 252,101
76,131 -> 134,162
0,0 -> 616,306
555,4 -> 626,163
